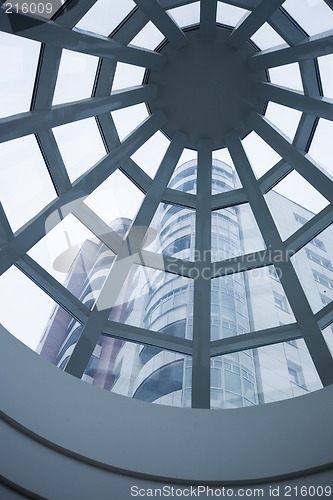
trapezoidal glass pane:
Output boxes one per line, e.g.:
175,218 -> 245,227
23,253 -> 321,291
167,2 -> 200,28
0,135 -> 56,233
52,50 -> 99,105
112,63 -> 146,92
108,265 -> 194,340
210,351 -> 259,409
211,203 -> 265,262
318,54 -> 333,100
269,63 -> 303,93
130,21 -> 165,50
0,32 -> 40,118
167,149 -> 197,192
264,102 -> 302,142
0,266 -> 57,350
145,202 -> 195,261
84,169 -> 144,229
111,103 -> 149,141
216,2 -> 248,27
254,339 -> 322,403
322,325 -> 333,357
130,131 -> 170,178
28,213 -> 114,310
291,223 -> 333,314
37,308 -> 81,368
52,117 -> 106,182
283,0 -> 333,36
264,171 -> 329,240
308,118 -> 333,178
251,22 -> 287,50
212,265 -> 295,339
241,131 -> 282,178
83,334 -> 191,407
76,0 -> 136,36
212,150 -> 242,189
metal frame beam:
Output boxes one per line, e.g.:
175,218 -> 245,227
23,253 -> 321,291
225,131 -> 333,387
103,320 -> 192,356
15,255 -> 89,325
192,140 -> 212,409
134,0 -> 188,49
65,131 -> 186,378
250,113 -> 333,204
0,112 -> 166,276
257,82 -> 333,121
229,0 -> 286,48
250,30 -> 333,70
0,9 -> 165,69
200,0 -> 217,41
0,86 -> 157,144
211,323 -> 301,357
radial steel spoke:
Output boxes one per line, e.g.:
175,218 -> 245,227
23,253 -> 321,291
229,0 -> 286,49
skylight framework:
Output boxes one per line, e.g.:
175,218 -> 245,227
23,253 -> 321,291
0,0 -> 333,409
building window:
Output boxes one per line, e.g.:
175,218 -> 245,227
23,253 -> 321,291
294,213 -> 308,225
164,235 -> 191,256
313,270 -> 333,289
273,291 -> 289,312
306,249 -> 333,271
321,294 -> 331,307
287,362 -> 305,388
268,267 -> 279,280
311,238 -> 326,252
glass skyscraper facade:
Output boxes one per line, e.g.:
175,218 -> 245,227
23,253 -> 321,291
37,160 -> 333,408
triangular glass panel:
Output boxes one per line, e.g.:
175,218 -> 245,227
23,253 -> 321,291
111,103 -> 149,141
84,333 -> 191,407
0,32 -> 40,119
145,202 -> 196,261
309,118 -> 333,178
264,170 -> 329,240
131,131 -> 170,178
211,203 -> 266,262
0,135 -> 56,233
84,169 -> 144,230
242,131 -> 282,178
53,50 -> 99,105
52,117 -> 106,182
290,222 -> 333,314
28,213 -> 115,310
108,264 -> 194,340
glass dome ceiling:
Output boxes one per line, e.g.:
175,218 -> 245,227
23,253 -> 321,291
0,0 -> 333,409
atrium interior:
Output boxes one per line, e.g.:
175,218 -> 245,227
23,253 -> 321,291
0,0 -> 333,497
